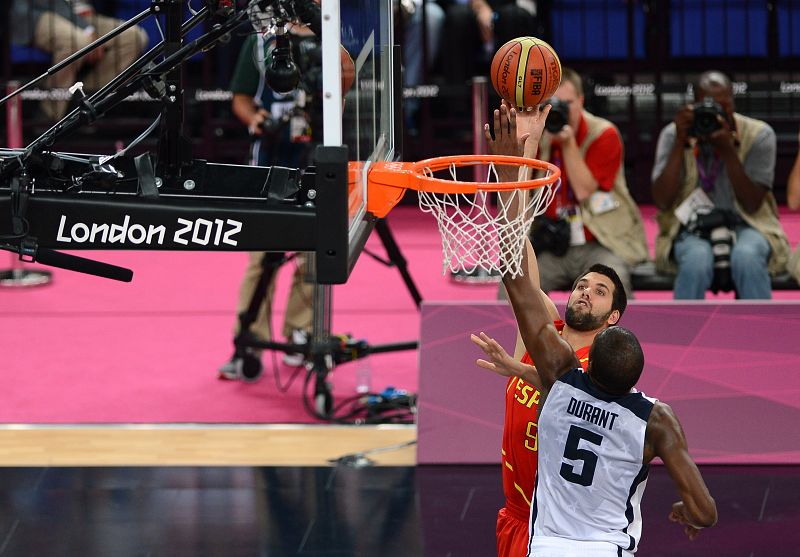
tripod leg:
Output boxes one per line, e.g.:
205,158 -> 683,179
374,218 -> 423,308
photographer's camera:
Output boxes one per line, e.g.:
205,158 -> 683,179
259,115 -> 284,136
688,208 -> 736,293
690,98 -> 725,137
545,97 -> 570,134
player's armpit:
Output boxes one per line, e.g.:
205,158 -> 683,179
647,402 -> 718,531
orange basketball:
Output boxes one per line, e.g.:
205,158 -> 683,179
341,46 -> 356,95
490,37 -> 562,109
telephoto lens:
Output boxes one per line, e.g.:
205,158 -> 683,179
709,226 -> 735,292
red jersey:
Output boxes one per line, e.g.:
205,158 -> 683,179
543,114 -> 622,243
500,320 -> 590,521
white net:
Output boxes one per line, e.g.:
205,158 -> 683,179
417,162 -> 559,278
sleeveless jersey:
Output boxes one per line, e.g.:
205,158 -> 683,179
501,321 -> 590,521
529,369 -> 655,556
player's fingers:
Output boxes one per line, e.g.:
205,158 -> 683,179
483,336 -> 505,354
493,108 -> 502,137
479,332 -> 495,344
484,123 -> 492,141
475,359 -> 496,371
470,334 -> 488,349
485,335 -> 502,348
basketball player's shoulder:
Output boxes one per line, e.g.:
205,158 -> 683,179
644,401 -> 685,458
620,388 -> 657,422
647,400 -> 678,426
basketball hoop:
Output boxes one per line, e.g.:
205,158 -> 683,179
367,155 -> 561,278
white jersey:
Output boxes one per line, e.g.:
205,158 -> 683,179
528,369 -> 656,557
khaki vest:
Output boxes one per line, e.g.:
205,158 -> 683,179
654,113 -> 789,275
788,245 -> 800,283
538,110 -> 648,265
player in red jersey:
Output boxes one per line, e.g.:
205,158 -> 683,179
470,103 -> 630,557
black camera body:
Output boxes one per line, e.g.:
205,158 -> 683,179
687,208 -> 737,293
545,97 -> 570,134
690,98 -> 725,137
259,114 -> 287,136
530,216 -> 571,257
295,36 -> 323,97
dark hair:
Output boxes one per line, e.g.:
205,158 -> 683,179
571,264 -> 627,317
588,327 -> 644,394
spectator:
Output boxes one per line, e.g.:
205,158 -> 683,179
504,68 -> 648,298
218,30 -> 317,380
438,0 -> 536,85
787,125 -> 800,211
651,70 -> 790,299
786,126 -> 800,284
397,0 -> 445,135
10,0 -> 149,121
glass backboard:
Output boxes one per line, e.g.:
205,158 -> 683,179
321,0 -> 397,267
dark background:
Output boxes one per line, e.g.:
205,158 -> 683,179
4,0 -> 800,205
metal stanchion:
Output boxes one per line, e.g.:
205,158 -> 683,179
1,80 -> 53,288
450,77 -> 501,284
472,76 -> 489,182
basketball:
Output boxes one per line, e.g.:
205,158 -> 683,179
341,45 -> 356,95
490,37 -> 562,109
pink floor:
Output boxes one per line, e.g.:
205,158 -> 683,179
1,205 -> 799,423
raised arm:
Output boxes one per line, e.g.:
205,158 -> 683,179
486,103 -> 560,358
645,402 -> 717,539
502,246 -> 579,393
709,119 -> 769,214
652,106 -> 693,211
470,332 -> 542,389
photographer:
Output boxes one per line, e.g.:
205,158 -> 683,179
651,70 -> 790,299
11,0 -> 149,121
507,68 -> 647,298
218,29 -> 317,379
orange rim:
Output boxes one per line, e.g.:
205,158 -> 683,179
370,155 -> 559,193
365,155 -> 560,218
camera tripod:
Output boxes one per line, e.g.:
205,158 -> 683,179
228,217 -> 421,420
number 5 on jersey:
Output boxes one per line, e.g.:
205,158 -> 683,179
560,425 -> 603,487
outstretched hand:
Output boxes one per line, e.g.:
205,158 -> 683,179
668,501 -> 703,541
470,332 -> 541,387
485,101 -> 552,158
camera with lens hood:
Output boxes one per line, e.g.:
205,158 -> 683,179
687,208 -> 737,293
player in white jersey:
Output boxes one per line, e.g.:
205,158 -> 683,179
500,245 -> 718,556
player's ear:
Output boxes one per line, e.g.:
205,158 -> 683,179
607,310 -> 620,326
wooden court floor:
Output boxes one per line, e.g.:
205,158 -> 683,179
0,424 -> 416,466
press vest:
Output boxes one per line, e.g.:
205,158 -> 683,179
538,111 -> 648,266
654,113 -> 789,275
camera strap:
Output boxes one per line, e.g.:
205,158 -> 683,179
550,149 -> 574,208
694,146 -> 721,192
